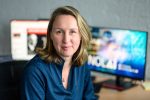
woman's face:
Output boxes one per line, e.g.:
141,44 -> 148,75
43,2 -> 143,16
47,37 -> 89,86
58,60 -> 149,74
51,15 -> 81,59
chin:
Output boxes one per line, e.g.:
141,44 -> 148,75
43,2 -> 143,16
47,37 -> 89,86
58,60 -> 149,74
61,53 -> 73,58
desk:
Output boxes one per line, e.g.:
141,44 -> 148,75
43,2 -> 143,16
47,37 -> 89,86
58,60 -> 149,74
94,77 -> 150,100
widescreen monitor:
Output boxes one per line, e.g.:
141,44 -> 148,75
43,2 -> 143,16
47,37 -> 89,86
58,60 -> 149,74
88,27 -> 148,90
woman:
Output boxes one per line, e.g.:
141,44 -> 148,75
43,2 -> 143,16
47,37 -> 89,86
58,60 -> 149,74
21,6 -> 97,100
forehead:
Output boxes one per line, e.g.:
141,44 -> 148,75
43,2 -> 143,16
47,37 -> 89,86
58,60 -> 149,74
52,15 -> 78,29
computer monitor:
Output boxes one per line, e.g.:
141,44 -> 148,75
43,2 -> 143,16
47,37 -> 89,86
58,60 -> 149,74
10,20 -> 48,60
88,27 -> 148,91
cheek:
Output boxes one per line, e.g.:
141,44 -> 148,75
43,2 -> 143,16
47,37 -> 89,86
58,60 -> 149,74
52,39 -> 61,46
51,36 -> 61,48
73,36 -> 81,47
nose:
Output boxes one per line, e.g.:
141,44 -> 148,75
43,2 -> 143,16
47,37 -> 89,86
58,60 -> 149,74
63,32 -> 70,43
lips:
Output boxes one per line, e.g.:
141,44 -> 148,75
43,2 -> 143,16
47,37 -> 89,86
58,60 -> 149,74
61,46 -> 71,51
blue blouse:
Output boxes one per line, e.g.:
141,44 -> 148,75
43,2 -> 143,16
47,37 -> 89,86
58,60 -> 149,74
21,55 -> 97,100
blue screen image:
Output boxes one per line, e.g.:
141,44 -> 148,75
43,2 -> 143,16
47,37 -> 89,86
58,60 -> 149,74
88,27 -> 147,80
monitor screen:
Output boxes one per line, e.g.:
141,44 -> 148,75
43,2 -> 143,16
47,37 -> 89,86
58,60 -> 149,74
88,27 -> 148,81
11,20 -> 48,60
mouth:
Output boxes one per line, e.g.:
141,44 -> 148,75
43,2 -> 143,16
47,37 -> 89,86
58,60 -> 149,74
61,46 -> 71,51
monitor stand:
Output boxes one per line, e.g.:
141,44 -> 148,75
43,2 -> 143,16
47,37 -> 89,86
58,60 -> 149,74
101,76 -> 137,91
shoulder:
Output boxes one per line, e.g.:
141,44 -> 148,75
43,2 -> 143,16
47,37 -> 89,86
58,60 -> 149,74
23,55 -> 48,76
27,55 -> 47,68
80,62 -> 91,71
75,62 -> 91,76
21,55 -> 48,91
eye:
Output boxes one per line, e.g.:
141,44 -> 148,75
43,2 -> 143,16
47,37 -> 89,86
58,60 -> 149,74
54,29 -> 63,35
56,30 -> 62,34
70,30 -> 77,35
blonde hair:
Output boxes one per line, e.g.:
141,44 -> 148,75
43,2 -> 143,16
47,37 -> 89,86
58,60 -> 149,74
36,6 -> 91,66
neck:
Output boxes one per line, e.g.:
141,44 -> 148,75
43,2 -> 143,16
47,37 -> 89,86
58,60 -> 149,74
62,56 -> 71,62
